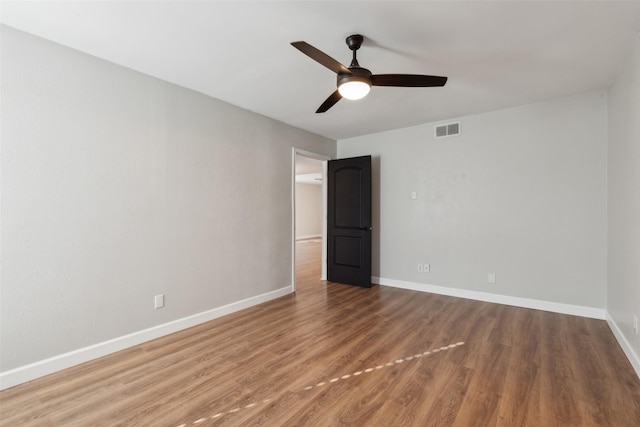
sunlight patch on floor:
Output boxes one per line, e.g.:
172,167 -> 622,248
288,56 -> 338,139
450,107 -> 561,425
301,341 -> 465,392
175,342 -> 465,426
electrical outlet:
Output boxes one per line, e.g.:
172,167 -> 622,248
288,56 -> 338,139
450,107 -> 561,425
417,264 -> 423,272
424,263 -> 430,272
155,294 -> 165,309
634,315 -> 638,334
488,273 -> 496,284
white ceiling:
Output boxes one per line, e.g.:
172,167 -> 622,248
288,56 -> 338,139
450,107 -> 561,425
2,1 -> 640,140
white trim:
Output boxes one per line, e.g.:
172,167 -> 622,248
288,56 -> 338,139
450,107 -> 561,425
372,276 -> 606,320
291,148 -> 297,291
292,148 -> 331,291
321,160 -> 328,281
606,312 -> 640,379
0,286 -> 291,390
373,277 -> 640,379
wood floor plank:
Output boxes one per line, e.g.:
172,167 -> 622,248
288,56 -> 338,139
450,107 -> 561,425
1,239 -> 639,426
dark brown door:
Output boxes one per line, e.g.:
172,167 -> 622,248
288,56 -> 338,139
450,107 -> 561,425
327,155 -> 372,287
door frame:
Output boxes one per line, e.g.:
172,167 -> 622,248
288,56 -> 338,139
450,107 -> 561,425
291,148 -> 332,292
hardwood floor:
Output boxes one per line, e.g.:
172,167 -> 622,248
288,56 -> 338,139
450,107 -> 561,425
2,239 -> 639,426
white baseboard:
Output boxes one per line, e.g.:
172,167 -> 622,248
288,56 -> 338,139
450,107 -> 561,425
0,286 -> 292,390
606,313 -> 640,379
373,277 -> 606,320
295,234 -> 321,241
374,277 -> 639,380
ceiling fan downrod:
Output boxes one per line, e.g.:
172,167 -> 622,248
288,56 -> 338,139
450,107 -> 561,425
346,34 -> 364,68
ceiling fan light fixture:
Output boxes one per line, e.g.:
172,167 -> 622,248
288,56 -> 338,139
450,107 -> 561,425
338,80 -> 370,100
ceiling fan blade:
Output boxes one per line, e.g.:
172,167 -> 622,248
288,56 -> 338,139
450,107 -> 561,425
316,90 -> 342,113
371,74 -> 448,87
291,41 -> 351,75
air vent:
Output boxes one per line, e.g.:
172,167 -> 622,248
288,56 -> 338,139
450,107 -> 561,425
435,122 -> 460,139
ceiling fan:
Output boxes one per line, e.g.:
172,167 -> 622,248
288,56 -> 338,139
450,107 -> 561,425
291,34 -> 448,113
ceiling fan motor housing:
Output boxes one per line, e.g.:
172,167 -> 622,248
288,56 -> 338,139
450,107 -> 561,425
337,66 -> 372,100
337,66 -> 372,87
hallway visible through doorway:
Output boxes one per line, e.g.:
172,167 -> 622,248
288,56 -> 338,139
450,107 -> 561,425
295,238 -> 322,292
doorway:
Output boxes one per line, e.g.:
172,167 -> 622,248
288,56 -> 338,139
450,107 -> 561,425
292,149 -> 330,292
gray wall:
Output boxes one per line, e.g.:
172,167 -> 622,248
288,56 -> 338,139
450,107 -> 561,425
295,183 -> 323,239
3,22 -> 637,382
608,37 -> 640,362
339,91 -> 607,309
0,26 -> 336,372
